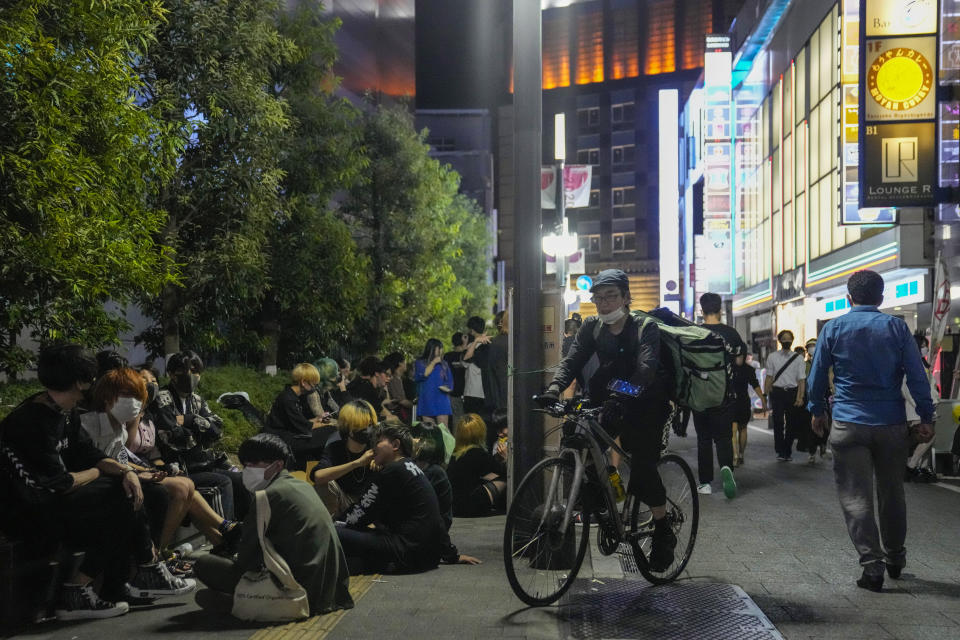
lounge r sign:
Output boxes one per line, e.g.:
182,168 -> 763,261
863,122 -> 936,205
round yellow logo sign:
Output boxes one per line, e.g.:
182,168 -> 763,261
867,47 -> 933,112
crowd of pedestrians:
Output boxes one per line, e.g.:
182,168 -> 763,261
0,267 -> 952,627
0,317 -> 510,623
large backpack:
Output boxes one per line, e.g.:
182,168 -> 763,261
593,308 -> 734,412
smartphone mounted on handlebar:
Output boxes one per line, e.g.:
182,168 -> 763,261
607,378 -> 642,398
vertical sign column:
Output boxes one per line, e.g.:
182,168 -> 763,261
841,1 -> 863,223
701,34 -> 734,295
859,0 -> 940,213
659,89 -> 681,313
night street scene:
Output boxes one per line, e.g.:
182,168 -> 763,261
2,1 -> 960,639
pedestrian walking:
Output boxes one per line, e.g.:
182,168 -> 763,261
799,338 -> 829,464
731,346 -> 766,466
807,270 -> 935,592
763,330 -> 807,461
692,292 -> 744,498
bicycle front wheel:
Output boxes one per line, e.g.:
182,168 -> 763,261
630,453 -> 699,584
503,456 -> 590,606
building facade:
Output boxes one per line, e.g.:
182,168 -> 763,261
677,0 -> 959,386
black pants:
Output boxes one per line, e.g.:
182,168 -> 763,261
770,387 -> 801,457
336,527 -> 438,574
610,395 -> 671,508
692,406 -> 734,484
190,471 -> 235,520
25,478 -> 154,595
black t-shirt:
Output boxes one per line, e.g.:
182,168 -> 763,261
447,446 -> 506,512
312,434 -> 369,499
702,323 -> 746,355
0,393 -> 107,499
443,351 -> 466,397
265,386 -> 313,436
341,458 -> 445,566
732,363 -> 760,405
346,377 -> 382,411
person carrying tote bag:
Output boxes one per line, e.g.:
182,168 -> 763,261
232,490 -> 309,621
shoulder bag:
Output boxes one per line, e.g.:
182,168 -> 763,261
232,490 -> 310,622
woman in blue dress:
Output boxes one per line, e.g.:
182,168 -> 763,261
414,338 -> 453,427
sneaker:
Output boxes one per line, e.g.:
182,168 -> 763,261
697,483 -> 712,495
807,454 -> 817,465
648,521 -> 677,572
776,455 -> 788,462
720,466 -> 737,499
128,561 -> 197,598
55,584 -> 129,620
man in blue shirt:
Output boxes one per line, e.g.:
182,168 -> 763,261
807,270 -> 935,593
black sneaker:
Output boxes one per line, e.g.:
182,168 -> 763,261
55,584 -> 130,620
648,522 -> 677,572
886,563 -> 903,579
128,561 -> 197,598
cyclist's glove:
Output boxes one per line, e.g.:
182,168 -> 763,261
538,385 -> 561,405
600,399 -> 624,425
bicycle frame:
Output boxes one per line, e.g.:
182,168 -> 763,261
546,412 -> 633,540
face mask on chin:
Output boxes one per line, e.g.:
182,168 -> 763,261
598,307 -> 627,325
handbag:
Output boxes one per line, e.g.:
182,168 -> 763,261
231,490 -> 310,622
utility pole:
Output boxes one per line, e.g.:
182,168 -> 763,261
510,0 -> 543,490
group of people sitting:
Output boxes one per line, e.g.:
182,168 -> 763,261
0,338 -> 509,624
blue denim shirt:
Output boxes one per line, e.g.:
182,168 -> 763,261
806,305 -> 934,425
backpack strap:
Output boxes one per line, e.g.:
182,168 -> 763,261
772,352 -> 801,385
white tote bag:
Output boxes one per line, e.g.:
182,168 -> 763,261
232,490 -> 310,622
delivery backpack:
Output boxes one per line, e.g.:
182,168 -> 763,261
593,307 -> 735,412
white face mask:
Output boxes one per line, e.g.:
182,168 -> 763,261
110,397 -> 143,424
242,466 -> 271,492
598,307 -> 627,325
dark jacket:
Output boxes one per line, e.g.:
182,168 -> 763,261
265,386 -> 313,437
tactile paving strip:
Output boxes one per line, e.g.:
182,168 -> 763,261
558,579 -> 784,640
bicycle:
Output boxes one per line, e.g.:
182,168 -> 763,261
502,385 -> 699,606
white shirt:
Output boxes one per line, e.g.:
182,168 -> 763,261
464,362 -> 484,399
764,349 -> 807,389
79,411 -> 128,462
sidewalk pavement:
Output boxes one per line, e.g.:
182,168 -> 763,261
10,419 -> 960,640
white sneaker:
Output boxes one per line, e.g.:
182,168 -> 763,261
807,454 -> 817,465
697,483 -> 712,495
128,561 -> 197,598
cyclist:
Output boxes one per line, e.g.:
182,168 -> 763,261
539,269 -> 675,571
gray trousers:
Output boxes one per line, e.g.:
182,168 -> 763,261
830,420 -> 909,575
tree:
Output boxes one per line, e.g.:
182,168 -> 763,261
0,0 -> 182,378
257,3 -> 371,371
136,0 -> 296,358
343,105 -> 493,356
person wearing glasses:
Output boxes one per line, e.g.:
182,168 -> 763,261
539,269 -> 676,572
309,400 -> 379,517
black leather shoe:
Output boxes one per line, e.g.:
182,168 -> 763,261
856,571 -> 883,592
886,564 -> 902,579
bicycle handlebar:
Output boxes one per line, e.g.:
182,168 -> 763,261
531,395 -> 600,419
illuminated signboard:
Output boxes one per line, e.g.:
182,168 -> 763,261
700,34 -> 733,294
658,89 -> 681,313
864,36 -> 937,121
842,1 -> 862,226
860,1 -> 939,209
819,273 -> 926,318
941,0 -> 960,84
865,0 -> 938,35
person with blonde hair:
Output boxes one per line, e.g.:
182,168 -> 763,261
447,414 -> 506,517
264,363 -> 332,470
310,400 -> 379,516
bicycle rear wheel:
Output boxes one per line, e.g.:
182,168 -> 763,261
503,456 -> 590,606
630,453 -> 699,584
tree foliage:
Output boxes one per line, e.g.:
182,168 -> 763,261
343,106 -> 494,356
136,0 -> 296,357
0,0 -> 182,377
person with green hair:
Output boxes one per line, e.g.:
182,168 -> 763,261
301,357 -> 344,422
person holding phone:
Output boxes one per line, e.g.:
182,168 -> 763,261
414,338 -> 453,427
539,269 -> 676,572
